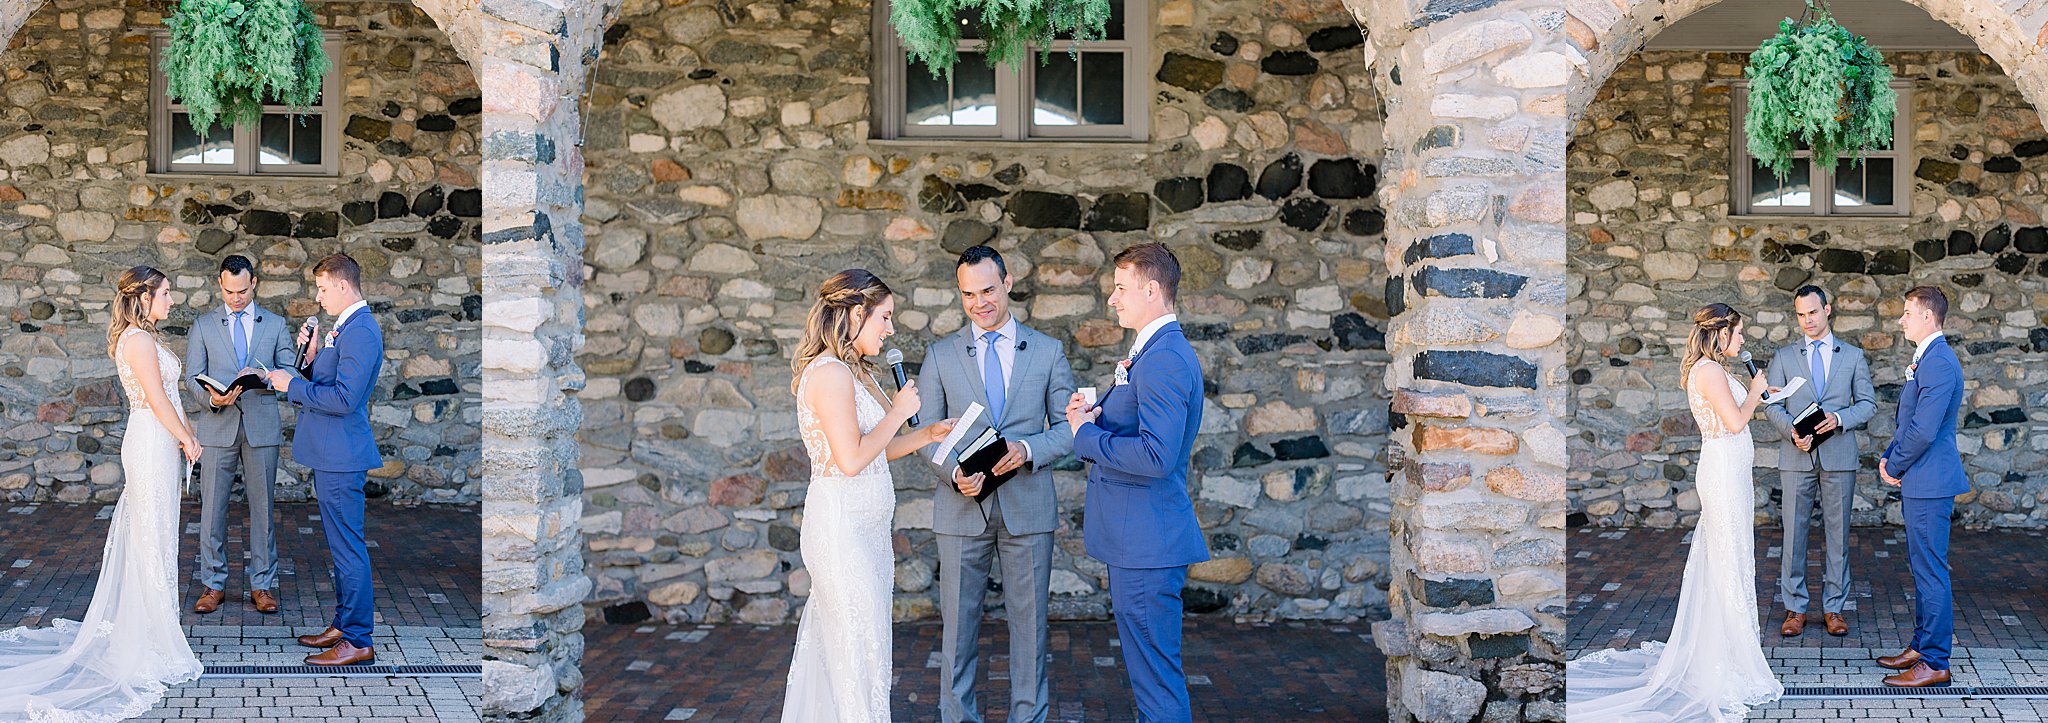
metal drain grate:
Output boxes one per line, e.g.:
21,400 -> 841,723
1784,686 -> 2048,698
202,663 -> 480,678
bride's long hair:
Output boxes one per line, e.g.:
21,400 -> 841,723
790,269 -> 893,394
106,265 -> 168,360
1680,303 -> 1742,388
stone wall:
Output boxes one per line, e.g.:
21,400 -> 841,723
572,0 -> 1393,625
0,1 -> 482,504
1570,50 -> 2048,529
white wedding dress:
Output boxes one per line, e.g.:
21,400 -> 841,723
781,356 -> 896,722
1567,359 -> 1783,722
0,328 -> 201,722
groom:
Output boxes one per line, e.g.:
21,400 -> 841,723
917,245 -> 1076,723
1874,286 -> 1968,688
267,253 -> 385,666
186,254 -> 296,615
1066,242 -> 1209,723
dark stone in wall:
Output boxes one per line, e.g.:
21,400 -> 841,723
1406,233 -> 1473,263
1867,249 -> 1911,275
416,114 -> 457,132
1211,33 -> 1239,56
447,189 -> 482,217
1271,436 -> 1329,460
1915,158 -> 1960,184
427,216 -> 465,239
1154,177 -> 1204,213
1181,587 -> 1230,614
624,377 -> 656,402
956,183 -> 1005,202
1470,634 -> 1530,659
1207,164 -> 1251,202
1344,209 -> 1385,236
241,210 -> 291,237
1416,266 -> 1525,299
1982,224 -> 2012,253
1986,156 -> 2023,173
344,115 -> 392,143
293,212 -> 338,239
1158,53 -> 1225,92
1236,333 -> 1309,355
196,229 -> 232,255
1815,248 -> 1864,273
1231,444 -> 1273,468
1947,230 -> 1977,257
1203,88 -> 1255,113
342,201 -> 376,226
2017,140 -> 2048,157
1307,25 -> 1365,53
1415,350 -> 1537,389
1914,238 -> 1947,262
1213,229 -> 1262,251
180,198 -> 209,225
449,97 -> 482,116
1308,158 -> 1373,199
941,220 -> 997,254
1261,51 -> 1318,76
412,187 -> 445,217
1996,252 -> 2030,274
1082,192 -> 1150,232
1278,197 -> 1329,230
1256,154 -> 1302,200
2018,226 -> 2048,253
920,176 -> 965,214
1008,191 -> 1082,228
1947,180 -> 1979,196
1332,313 -> 1383,351
699,328 -> 736,355
379,191 -> 409,219
1953,273 -> 1984,287
994,164 -> 1026,185
602,602 -> 651,625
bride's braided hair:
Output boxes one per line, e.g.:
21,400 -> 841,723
1681,302 -> 1742,388
790,269 -> 893,394
106,265 -> 168,360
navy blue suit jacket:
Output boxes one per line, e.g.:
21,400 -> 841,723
1883,335 -> 1969,499
287,309 -> 385,473
1075,322 -> 1210,569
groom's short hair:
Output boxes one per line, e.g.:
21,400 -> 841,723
956,245 -> 1007,276
220,254 -> 256,279
313,253 -> 362,289
1112,242 -> 1180,305
1905,286 -> 1948,323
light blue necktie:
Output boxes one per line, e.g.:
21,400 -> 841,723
1809,339 -> 1826,395
982,330 -> 1006,424
232,311 -> 249,368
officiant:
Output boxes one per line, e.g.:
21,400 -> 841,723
915,245 -> 1077,723
1764,284 -> 1877,638
183,254 -> 299,615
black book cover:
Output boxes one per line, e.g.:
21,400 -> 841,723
1792,402 -> 1836,446
956,426 -> 1019,501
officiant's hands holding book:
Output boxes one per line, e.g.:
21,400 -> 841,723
207,387 -> 244,408
952,466 -> 985,497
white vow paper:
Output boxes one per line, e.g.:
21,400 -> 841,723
1762,376 -> 1804,405
931,402 -> 984,464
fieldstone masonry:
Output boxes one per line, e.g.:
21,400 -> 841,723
0,0 -> 482,505
1571,50 -> 2048,530
571,0 -> 1396,635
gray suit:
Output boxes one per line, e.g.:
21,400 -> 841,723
184,303 -> 297,591
916,320 -> 1076,723
1764,335 -> 1877,615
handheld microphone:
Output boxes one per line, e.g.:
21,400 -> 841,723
884,348 -> 919,426
1738,350 -> 1760,378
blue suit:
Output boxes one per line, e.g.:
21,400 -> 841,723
1074,321 -> 1209,722
287,307 -> 385,648
1881,334 -> 1968,671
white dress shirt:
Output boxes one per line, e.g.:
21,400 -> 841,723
1127,313 -> 1179,361
333,299 -> 369,334
1803,332 -> 1836,386
1913,331 -> 1945,366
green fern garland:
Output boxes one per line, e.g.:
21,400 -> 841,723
1743,0 -> 1896,180
162,0 -> 329,134
892,0 -> 1114,77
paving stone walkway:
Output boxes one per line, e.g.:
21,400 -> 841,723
582,618 -> 1387,721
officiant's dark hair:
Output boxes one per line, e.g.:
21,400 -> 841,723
1112,242 -> 1181,306
1905,286 -> 1948,323
956,245 -> 1007,276
1794,285 -> 1829,307
313,253 -> 362,289
220,254 -> 256,278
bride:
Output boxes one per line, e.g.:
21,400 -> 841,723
1568,303 -> 1785,721
0,266 -> 204,721
780,269 -> 955,722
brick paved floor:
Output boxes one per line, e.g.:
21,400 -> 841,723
582,618 -> 1386,722
0,502 -> 482,720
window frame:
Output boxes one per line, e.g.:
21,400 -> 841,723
871,0 -> 1151,142
1730,81 -> 1913,217
148,31 -> 345,177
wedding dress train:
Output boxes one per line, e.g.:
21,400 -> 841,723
1566,360 -> 1783,722
780,355 -> 896,722
0,328 -> 201,721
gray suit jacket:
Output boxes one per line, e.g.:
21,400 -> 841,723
1764,336 -> 1877,472
917,321 -> 1077,537
185,303 -> 298,448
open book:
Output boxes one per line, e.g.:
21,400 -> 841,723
194,365 -> 273,395
955,426 -> 1019,501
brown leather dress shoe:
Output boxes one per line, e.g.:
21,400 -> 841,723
1825,612 -> 1849,636
192,589 -> 225,614
1779,611 -> 1805,636
1883,661 -> 1951,687
1876,648 -> 1922,670
297,626 -> 345,648
250,590 -> 279,614
305,640 -> 374,666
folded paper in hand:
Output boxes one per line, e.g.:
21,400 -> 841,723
931,402 -> 984,464
1761,376 -> 1804,405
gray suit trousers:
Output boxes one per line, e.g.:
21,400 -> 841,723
1779,465 -> 1854,615
937,494 -> 1053,723
196,424 -> 279,591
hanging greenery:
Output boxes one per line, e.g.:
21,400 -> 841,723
1742,0 -> 1897,180
891,0 -> 1114,77
161,0 -> 328,134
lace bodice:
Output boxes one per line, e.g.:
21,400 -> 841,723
795,356 -> 891,481
1686,360 -> 1747,441
114,328 -> 181,415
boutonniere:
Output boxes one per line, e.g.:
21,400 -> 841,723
326,329 -> 340,346
1113,358 -> 1132,386
1905,362 -> 1917,382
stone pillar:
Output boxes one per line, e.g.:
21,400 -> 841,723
1344,1 -> 1570,720
479,0 -> 615,719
